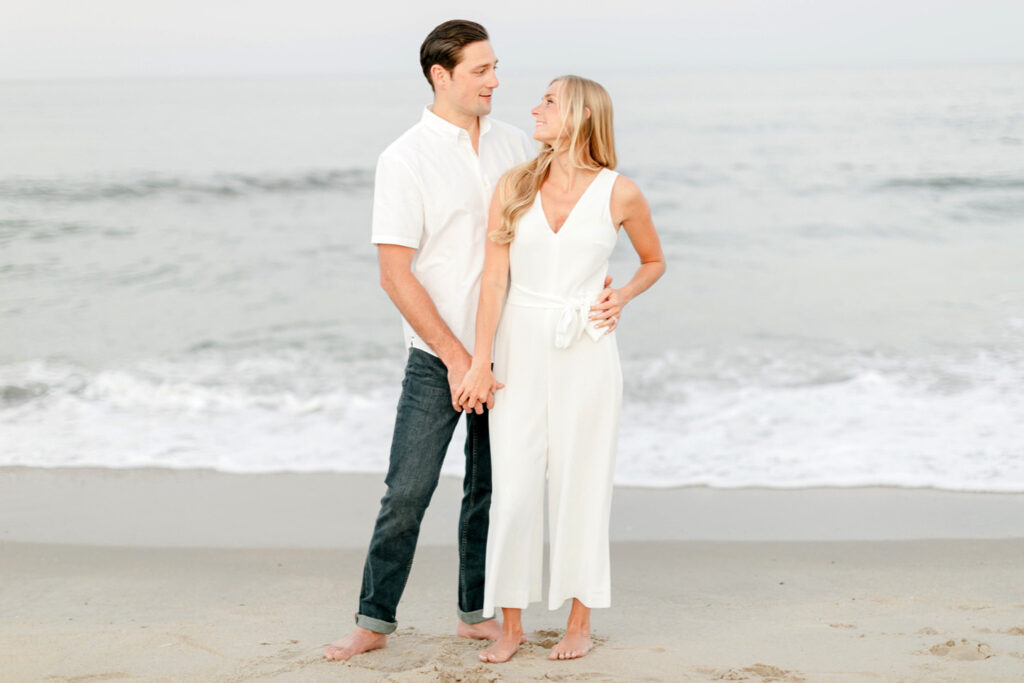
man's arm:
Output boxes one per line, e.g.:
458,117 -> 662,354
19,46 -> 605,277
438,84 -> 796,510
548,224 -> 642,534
378,244 -> 471,411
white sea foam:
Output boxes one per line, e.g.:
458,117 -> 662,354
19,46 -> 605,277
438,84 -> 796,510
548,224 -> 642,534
3,347 -> 1022,491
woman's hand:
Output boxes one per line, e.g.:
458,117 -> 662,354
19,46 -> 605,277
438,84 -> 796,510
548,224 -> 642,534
590,286 -> 628,333
456,363 -> 505,415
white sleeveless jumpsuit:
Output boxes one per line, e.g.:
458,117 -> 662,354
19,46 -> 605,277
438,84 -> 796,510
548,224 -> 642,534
483,167 -> 622,616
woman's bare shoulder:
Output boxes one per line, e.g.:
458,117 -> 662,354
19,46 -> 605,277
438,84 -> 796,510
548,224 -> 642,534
610,173 -> 649,213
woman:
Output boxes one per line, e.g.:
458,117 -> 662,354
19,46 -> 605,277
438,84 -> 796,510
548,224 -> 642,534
456,75 -> 665,663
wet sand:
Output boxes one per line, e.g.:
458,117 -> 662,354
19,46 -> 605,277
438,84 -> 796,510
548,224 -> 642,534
2,467 -> 1023,681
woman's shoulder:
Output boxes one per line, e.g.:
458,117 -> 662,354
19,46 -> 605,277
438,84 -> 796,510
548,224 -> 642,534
608,171 -> 651,227
608,171 -> 644,205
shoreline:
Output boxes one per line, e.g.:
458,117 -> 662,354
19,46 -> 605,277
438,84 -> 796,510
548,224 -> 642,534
2,466 -> 1023,548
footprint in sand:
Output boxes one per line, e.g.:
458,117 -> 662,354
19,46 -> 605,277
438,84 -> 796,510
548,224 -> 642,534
529,628 -> 607,650
712,663 -> 805,681
921,638 -> 995,661
915,627 -> 938,635
532,628 -> 562,649
382,643 -> 501,683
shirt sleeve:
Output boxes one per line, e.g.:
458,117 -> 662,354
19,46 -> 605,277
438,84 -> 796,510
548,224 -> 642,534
370,151 -> 424,248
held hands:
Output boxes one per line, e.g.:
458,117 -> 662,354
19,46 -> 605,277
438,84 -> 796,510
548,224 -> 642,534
455,363 -> 504,415
447,351 -> 474,412
590,276 -> 626,333
454,277 -> 617,412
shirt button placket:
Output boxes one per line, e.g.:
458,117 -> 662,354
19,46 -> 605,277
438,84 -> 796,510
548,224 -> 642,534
463,131 -> 487,205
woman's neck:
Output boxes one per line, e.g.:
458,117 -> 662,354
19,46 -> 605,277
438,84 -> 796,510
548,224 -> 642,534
546,151 -> 596,192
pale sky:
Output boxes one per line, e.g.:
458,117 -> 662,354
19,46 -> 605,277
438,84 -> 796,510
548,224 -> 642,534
2,0 -> 1022,80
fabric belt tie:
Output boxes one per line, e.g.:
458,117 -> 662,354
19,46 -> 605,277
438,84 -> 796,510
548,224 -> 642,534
507,284 -> 604,349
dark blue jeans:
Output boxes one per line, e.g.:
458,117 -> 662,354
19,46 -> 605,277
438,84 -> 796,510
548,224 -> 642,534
355,348 -> 492,634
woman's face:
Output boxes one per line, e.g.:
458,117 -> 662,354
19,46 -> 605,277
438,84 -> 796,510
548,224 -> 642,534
531,81 -> 565,144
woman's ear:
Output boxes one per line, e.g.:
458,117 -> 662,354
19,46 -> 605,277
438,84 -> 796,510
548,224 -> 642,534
584,106 -> 591,120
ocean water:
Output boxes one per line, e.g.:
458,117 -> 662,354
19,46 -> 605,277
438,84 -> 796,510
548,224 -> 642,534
2,66 -> 1023,490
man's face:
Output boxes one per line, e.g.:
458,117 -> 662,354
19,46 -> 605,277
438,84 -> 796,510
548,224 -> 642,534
435,40 -> 499,117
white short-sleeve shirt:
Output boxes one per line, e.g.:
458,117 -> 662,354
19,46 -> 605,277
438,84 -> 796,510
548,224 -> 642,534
371,106 -> 535,357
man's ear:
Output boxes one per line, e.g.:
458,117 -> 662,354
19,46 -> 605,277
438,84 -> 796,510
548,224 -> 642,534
430,64 -> 449,89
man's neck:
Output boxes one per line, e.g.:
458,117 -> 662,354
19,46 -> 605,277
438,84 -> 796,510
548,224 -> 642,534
429,101 -> 480,137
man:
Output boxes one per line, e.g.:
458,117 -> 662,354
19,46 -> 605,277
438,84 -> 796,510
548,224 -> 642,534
324,20 -> 534,661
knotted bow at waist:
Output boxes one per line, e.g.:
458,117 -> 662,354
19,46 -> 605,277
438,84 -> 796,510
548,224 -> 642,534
506,284 -> 605,349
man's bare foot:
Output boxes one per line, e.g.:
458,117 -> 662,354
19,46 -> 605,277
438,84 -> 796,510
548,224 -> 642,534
457,618 -> 502,641
323,627 -> 386,661
549,629 -> 593,660
478,627 -> 525,663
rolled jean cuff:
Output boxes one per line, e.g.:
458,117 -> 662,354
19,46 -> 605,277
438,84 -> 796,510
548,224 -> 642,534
355,613 -> 397,635
459,608 -> 491,625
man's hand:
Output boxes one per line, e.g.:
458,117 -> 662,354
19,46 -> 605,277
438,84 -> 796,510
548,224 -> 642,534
456,362 -> 505,415
446,349 -> 473,412
589,275 -> 620,332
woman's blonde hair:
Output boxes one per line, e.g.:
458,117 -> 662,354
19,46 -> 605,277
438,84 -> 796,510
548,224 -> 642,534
490,75 -> 616,244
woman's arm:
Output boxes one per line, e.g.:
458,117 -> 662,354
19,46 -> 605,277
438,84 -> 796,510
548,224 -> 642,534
456,187 -> 510,413
590,176 -> 666,329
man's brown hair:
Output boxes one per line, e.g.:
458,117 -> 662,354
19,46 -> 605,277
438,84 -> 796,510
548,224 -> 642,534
419,20 -> 489,91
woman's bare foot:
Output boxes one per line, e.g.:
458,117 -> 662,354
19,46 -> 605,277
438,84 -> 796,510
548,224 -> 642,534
323,627 -> 386,661
549,598 -> 594,660
457,618 -> 502,640
479,631 -> 524,663
478,607 -> 525,663
549,629 -> 593,660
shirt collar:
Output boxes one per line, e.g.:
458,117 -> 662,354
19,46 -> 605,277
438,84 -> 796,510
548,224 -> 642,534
422,106 -> 491,139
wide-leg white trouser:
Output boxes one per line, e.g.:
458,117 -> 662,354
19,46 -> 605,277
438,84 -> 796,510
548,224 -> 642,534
482,303 -> 622,617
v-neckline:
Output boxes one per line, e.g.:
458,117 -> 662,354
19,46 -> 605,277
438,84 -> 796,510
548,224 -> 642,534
538,168 -> 605,236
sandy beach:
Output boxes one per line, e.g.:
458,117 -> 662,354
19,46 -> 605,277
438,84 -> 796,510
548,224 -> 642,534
2,468 -> 1024,681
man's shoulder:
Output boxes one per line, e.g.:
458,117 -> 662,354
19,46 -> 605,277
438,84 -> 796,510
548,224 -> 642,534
487,117 -> 531,143
379,121 -> 430,164
486,118 -> 535,164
